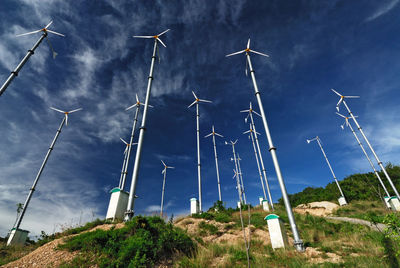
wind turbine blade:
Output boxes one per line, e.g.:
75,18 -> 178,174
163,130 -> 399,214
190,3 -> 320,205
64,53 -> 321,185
240,109 -> 250,113
188,100 -> 197,108
45,21 -> 53,29
68,108 -> 82,113
126,103 -> 138,111
133,35 -> 153,38
50,107 -> 65,113
120,138 -> 128,145
341,125 -> 344,130
336,98 -> 343,107
136,94 -> 140,103
226,50 -> 246,57
162,169 -> 165,174
199,99 -> 212,103
156,38 -> 167,48
65,114 -> 68,126
245,57 -> 248,76
345,96 -> 360,98
46,30 -> 65,37
158,29 -> 170,36
255,131 -> 261,136
245,116 -> 248,123
306,139 -> 311,144
16,29 -> 42,37
243,130 -> 251,134
161,160 -> 166,167
191,91 -> 198,99
250,50 -> 269,57
247,38 -> 250,49
204,133 -> 213,138
331,89 -> 342,96
132,143 -> 138,146
253,110 -> 262,117
168,166 -> 175,169
335,112 -> 346,118
215,133 -> 224,138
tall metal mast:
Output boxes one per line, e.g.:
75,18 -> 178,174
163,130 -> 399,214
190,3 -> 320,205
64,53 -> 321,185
125,29 -> 170,221
333,89 -> 400,200
236,154 -> 247,204
226,140 -> 243,204
226,39 -> 304,251
8,107 -> 81,246
160,160 -> 174,218
205,125 -> 224,201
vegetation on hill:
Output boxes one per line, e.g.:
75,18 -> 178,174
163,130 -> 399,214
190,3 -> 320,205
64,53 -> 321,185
281,164 -> 400,207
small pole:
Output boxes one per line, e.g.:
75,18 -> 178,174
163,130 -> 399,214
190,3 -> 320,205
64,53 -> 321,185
237,154 -> 247,204
160,169 -> 167,217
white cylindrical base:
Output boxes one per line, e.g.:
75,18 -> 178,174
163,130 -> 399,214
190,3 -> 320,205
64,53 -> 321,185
106,188 -> 129,220
389,197 -> 400,211
190,198 -> 199,215
265,214 -> 288,250
262,200 -> 270,211
7,228 -> 29,246
259,197 -> 264,205
384,196 -> 392,209
338,196 -> 347,206
237,201 -> 242,209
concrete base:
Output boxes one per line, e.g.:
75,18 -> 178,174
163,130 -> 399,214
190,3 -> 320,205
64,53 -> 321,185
190,198 -> 199,215
338,196 -> 347,206
262,200 -> 270,212
265,214 -> 288,250
259,197 -> 264,205
7,228 -> 29,246
106,188 -> 129,221
389,197 -> 400,211
237,201 -> 242,209
384,196 -> 392,209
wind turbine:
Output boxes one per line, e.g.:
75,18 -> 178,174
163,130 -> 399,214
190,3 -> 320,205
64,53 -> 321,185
227,39 -> 303,251
120,94 -> 152,191
118,138 -> 138,189
125,29 -> 169,221
7,107 -> 81,246
205,125 -> 224,201
306,136 -> 347,202
226,140 -> 244,204
236,154 -> 247,204
160,160 -> 174,217
332,89 -> 400,201
0,21 -> 65,97
243,123 -> 268,201
241,102 -> 274,210
336,112 -> 391,203
188,90 -> 212,212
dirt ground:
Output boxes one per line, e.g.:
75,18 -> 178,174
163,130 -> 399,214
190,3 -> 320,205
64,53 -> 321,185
294,201 -> 339,217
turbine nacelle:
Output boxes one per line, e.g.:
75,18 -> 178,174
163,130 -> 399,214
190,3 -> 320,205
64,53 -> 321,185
50,107 -> 82,126
336,112 -> 358,129
205,125 -> 223,138
126,94 -> 153,111
240,102 -> 261,123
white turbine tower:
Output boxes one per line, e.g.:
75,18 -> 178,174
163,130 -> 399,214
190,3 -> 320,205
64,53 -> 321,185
236,154 -> 247,204
160,160 -> 174,218
7,107 -> 81,246
188,90 -> 212,212
306,136 -> 347,204
226,140 -> 244,204
205,125 -> 224,201
0,21 -> 65,97
125,29 -> 170,221
118,138 -> 138,189
120,94 -> 152,190
332,89 -> 400,201
241,102 -> 274,210
336,112 -> 391,205
243,123 -> 268,201
226,39 -> 303,251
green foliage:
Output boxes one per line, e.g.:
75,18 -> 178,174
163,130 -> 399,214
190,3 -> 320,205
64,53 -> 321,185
59,216 -> 195,267
281,165 -> 400,206
383,213 -> 400,257
63,218 -> 106,235
198,222 -> 219,235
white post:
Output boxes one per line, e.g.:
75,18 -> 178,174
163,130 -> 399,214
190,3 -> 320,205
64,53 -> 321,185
237,154 -> 247,204
246,53 -> 304,251
211,132 -> 222,201
125,39 -> 158,221
160,169 -> 167,217
248,129 -> 267,199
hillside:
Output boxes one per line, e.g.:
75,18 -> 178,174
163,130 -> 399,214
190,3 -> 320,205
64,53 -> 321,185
281,164 -> 400,207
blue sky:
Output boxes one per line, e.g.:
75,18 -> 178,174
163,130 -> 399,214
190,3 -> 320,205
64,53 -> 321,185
1,0 -> 400,238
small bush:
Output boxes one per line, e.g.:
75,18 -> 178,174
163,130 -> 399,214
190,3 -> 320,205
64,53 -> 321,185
198,222 -> 219,235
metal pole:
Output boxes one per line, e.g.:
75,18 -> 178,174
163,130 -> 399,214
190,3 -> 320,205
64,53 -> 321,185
315,137 -> 345,198
249,111 -> 274,210
230,142 -> 243,204
237,154 -> 247,204
196,103 -> 203,212
121,106 -> 140,190
343,100 -> 400,200
118,146 -> 129,189
125,39 -> 157,221
0,33 -> 47,97
212,133 -> 222,201
13,116 -> 65,231
160,169 -> 166,217
246,53 -> 304,251
248,129 -> 267,199
347,121 -> 391,197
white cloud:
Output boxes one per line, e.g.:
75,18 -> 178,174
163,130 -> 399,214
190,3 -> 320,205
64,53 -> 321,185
366,0 -> 399,22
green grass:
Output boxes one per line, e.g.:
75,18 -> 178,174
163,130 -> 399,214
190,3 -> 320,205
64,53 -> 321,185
59,216 -> 196,267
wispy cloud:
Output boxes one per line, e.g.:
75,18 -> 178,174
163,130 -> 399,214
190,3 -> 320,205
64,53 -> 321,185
365,0 -> 399,22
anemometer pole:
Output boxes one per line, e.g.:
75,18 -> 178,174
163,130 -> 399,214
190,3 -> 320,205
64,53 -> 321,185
125,40 -> 158,221
205,127 -> 223,201
118,142 -> 130,189
10,115 -> 66,242
228,141 -> 244,204
196,103 -> 203,212
246,52 -> 304,251
343,101 -> 400,200
237,154 -> 247,204
160,169 -> 167,217
121,106 -> 140,190
0,33 -> 46,97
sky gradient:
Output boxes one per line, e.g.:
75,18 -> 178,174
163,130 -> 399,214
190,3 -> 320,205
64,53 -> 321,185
1,0 -> 400,238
